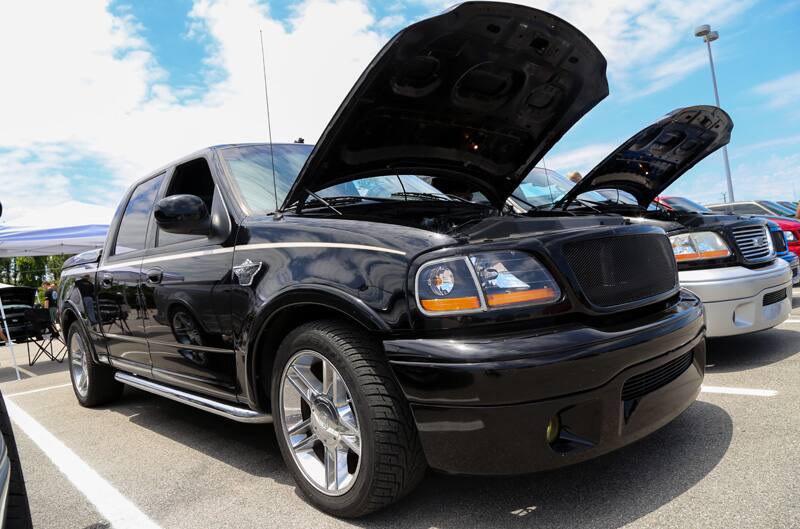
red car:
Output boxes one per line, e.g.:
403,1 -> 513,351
656,196 -> 800,260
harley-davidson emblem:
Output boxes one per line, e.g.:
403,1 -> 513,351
232,259 -> 263,286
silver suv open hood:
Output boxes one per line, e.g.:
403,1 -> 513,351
556,105 -> 733,209
282,1 -> 609,209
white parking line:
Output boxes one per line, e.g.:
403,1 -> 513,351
783,319 -> 800,324
701,385 -> 778,397
6,399 -> 163,529
5,383 -> 72,398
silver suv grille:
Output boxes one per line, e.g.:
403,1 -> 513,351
732,225 -> 773,262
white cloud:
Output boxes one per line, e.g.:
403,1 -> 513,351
543,143 -> 618,175
753,70 -> 800,109
666,152 -> 800,204
0,0 -> 387,222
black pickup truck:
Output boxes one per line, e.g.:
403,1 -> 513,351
59,2 -> 706,517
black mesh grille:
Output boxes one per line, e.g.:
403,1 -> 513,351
763,288 -> 787,307
563,234 -> 677,308
622,351 -> 694,401
770,230 -> 788,253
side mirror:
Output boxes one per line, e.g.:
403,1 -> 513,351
154,194 -> 210,235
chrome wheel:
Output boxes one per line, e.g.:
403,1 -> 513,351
279,350 -> 361,496
69,330 -> 89,398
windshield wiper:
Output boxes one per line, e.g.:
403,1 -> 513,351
391,192 -> 493,207
293,193 -> 396,214
391,191 -> 456,202
510,194 -> 540,211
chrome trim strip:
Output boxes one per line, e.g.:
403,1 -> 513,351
238,242 -> 406,256
114,372 -> 272,424
147,338 -> 234,355
101,241 -> 405,270
101,332 -> 234,354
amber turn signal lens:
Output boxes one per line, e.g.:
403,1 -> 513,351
420,296 -> 481,312
674,249 -> 731,261
487,287 -> 557,307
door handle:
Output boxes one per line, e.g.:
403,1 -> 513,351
100,273 -> 113,287
146,268 -> 163,284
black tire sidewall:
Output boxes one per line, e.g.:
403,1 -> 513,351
270,325 -> 378,515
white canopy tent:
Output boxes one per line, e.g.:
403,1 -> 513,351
0,201 -> 114,378
0,201 -> 113,258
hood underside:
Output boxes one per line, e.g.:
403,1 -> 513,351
558,105 -> 733,209
283,1 -> 608,209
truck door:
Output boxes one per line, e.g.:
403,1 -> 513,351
95,173 -> 164,376
138,156 -> 238,401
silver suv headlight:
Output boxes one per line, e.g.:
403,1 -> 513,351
669,232 -> 732,262
415,251 -> 561,316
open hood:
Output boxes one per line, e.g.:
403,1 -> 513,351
0,286 -> 36,307
282,1 -> 608,209
556,105 -> 733,209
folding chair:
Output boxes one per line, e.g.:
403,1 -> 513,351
23,308 -> 67,366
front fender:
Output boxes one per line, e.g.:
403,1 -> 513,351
241,284 -> 392,408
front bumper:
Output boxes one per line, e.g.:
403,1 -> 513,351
385,292 -> 705,475
679,259 -> 792,338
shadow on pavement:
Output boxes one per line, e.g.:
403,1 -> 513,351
360,401 -> 731,529
105,388 -> 293,485
705,328 -> 800,373
0,355 -> 68,383
103,391 -> 731,528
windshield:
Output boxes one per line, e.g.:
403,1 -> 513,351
318,174 -> 455,201
219,144 -> 314,214
514,168 -> 619,208
662,197 -> 712,213
220,144 -> 472,213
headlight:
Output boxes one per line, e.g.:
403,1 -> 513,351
784,230 -> 797,243
669,232 -> 732,262
415,251 -> 560,315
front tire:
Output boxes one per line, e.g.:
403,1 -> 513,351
67,323 -> 123,407
271,320 -> 426,517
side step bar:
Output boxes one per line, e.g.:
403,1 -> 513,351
114,372 -> 272,424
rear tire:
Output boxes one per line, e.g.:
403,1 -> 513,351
0,391 -> 33,529
271,320 -> 426,518
67,323 -> 123,407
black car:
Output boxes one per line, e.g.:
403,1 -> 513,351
59,2 -> 706,517
0,287 -> 37,345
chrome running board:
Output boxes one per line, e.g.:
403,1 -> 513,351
114,372 -> 272,424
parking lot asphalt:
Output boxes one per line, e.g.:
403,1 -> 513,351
2,290 -> 799,529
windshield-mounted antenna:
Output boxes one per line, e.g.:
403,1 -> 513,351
259,30 -> 280,219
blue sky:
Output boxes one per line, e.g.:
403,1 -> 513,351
0,0 -> 798,225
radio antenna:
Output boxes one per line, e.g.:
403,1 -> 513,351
259,29 -> 280,216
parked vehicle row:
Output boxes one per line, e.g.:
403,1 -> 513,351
54,1 -> 793,518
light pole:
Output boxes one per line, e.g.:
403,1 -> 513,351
695,24 -> 735,203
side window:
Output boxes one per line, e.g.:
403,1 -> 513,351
157,158 -> 217,247
114,174 -> 164,256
